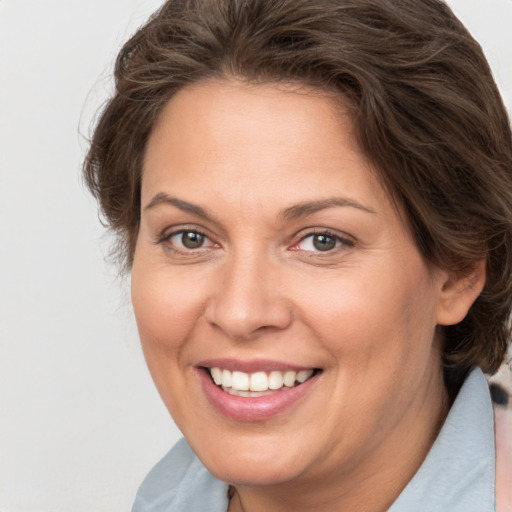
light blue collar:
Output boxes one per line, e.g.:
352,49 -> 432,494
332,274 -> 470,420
390,367 -> 495,511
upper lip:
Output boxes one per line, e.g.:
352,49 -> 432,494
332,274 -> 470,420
198,358 -> 317,373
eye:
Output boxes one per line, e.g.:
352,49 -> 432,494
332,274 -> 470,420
295,231 -> 351,252
165,229 -> 213,250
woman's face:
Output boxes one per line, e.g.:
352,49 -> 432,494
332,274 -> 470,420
132,80 -> 454,490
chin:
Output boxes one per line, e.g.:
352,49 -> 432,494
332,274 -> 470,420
208,458 -> 302,488
189,434 -> 310,487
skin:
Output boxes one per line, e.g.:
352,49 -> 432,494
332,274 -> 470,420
131,80 -> 485,512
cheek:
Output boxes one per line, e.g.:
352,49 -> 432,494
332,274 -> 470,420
292,257 -> 439,365
130,261 -> 211,421
131,260 -> 206,362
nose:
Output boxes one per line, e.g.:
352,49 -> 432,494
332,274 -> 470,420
205,251 -> 292,340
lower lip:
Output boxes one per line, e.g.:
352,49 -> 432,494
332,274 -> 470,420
197,368 -> 320,421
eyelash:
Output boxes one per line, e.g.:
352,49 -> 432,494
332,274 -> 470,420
293,229 -> 354,254
157,227 -> 214,254
157,227 -> 353,255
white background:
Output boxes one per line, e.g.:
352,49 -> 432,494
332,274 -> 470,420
0,1 -> 511,511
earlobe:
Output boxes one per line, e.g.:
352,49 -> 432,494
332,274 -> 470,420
436,259 -> 486,326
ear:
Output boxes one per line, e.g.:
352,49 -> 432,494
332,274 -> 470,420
436,259 -> 486,326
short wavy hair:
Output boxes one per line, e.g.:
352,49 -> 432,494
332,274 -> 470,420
84,0 -> 512,375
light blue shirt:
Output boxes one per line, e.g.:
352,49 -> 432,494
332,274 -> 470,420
132,367 -> 495,512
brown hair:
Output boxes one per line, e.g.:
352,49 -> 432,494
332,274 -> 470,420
84,0 -> 512,374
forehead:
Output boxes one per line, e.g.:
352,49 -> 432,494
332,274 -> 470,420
145,80 -> 357,169
142,80 -> 385,205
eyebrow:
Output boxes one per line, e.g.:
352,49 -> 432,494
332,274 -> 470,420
144,192 -> 216,221
144,192 -> 375,222
280,197 -> 376,220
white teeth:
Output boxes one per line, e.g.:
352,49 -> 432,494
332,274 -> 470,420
232,371 -> 249,391
231,389 -> 251,397
250,372 -> 268,391
227,389 -> 275,397
283,371 -> 296,387
208,367 -> 315,393
297,369 -> 314,383
211,367 -> 222,385
222,369 -> 232,388
268,371 -> 284,390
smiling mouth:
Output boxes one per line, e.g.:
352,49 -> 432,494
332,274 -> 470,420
204,367 -> 320,397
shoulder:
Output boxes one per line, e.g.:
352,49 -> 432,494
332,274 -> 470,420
132,437 -> 230,512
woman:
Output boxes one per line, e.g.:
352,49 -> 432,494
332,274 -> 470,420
84,0 -> 512,510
